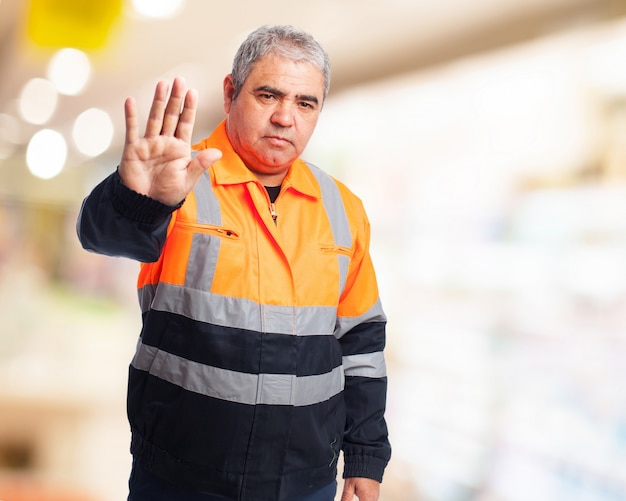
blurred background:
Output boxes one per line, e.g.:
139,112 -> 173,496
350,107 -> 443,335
2,0 -> 626,500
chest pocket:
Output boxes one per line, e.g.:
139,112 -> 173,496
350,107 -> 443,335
319,244 -> 353,301
172,219 -> 241,291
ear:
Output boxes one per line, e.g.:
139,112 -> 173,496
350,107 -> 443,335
223,74 -> 235,114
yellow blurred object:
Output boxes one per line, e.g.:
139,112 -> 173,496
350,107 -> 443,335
26,0 -> 122,49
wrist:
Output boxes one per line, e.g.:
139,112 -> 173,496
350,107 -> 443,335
113,169 -> 183,224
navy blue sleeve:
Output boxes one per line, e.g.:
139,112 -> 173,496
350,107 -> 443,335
76,171 -> 181,263
342,375 -> 390,482
339,320 -> 391,482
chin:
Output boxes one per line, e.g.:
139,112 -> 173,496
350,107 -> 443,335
262,155 -> 295,169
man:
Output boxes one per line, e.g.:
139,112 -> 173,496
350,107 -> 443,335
77,25 -> 390,501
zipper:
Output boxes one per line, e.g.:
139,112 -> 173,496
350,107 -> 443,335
261,182 -> 280,225
320,245 -> 353,257
269,203 -> 277,225
175,220 -> 240,239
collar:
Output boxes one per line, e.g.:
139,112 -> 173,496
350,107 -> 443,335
192,120 -> 320,199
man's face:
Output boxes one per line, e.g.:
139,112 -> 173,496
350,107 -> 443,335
223,54 -> 325,185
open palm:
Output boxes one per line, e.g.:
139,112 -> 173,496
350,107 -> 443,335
118,77 -> 221,206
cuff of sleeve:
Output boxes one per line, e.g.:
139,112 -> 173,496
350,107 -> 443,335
112,170 -> 183,224
342,454 -> 388,483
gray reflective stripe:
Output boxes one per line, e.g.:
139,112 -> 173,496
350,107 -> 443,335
140,282 -> 337,335
132,341 -> 344,406
306,162 -> 352,299
343,351 -> 387,378
306,162 -> 352,248
186,174 -> 222,290
335,298 -> 387,339
186,232 -> 221,290
193,173 -> 221,225
138,284 -> 156,312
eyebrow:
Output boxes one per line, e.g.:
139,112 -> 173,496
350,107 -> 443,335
254,85 -> 319,106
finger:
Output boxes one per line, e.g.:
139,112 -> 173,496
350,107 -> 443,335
175,88 -> 198,142
188,148 -> 222,178
161,77 -> 187,136
144,80 -> 170,137
183,149 -> 222,195
124,96 -> 138,144
195,148 -> 222,168
340,483 -> 355,501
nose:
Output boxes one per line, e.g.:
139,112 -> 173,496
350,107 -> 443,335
271,102 -> 295,127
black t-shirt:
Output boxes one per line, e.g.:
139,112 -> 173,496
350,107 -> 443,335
265,185 -> 281,203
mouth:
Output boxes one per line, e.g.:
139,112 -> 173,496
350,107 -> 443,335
265,135 -> 292,147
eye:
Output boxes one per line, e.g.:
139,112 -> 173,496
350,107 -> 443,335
259,93 -> 276,101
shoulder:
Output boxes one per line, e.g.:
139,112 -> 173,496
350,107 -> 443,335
306,162 -> 366,212
303,162 -> 370,238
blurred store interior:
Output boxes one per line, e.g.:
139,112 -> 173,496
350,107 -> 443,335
2,0 -> 626,500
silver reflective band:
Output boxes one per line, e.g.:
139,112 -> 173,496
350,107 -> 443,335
308,162 -> 352,299
334,298 -> 387,339
343,351 -> 387,378
131,341 -> 345,406
308,162 -> 352,249
139,283 -> 338,335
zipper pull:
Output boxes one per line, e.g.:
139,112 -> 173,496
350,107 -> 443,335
269,203 -> 277,225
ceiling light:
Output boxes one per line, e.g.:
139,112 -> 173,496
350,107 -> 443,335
18,78 -> 58,125
73,108 -> 114,157
47,48 -> 92,96
26,129 -> 67,179
131,0 -> 184,19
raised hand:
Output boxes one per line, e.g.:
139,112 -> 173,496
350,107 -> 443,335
118,77 -> 222,206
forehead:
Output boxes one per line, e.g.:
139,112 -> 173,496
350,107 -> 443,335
245,55 -> 325,96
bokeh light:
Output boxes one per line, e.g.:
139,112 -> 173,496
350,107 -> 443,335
0,113 -> 21,160
18,78 -> 58,125
72,108 -> 114,157
47,48 -> 92,96
26,129 -> 67,179
131,0 -> 183,19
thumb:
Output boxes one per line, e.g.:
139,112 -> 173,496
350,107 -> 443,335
187,147 -> 222,180
193,147 -> 222,172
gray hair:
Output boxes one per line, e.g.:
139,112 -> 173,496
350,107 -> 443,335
231,25 -> 331,102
